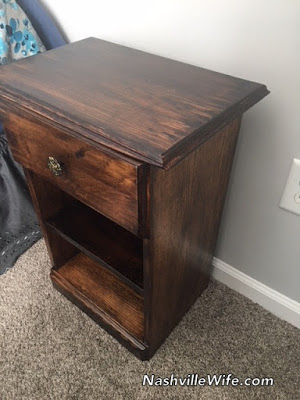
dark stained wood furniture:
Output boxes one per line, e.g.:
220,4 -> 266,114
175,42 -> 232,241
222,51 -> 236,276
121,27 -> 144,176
0,38 -> 269,360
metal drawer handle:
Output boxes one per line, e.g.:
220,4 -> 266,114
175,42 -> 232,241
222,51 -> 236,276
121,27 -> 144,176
47,156 -> 63,176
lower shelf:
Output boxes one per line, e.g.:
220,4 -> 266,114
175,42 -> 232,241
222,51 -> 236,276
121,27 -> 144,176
51,252 -> 145,343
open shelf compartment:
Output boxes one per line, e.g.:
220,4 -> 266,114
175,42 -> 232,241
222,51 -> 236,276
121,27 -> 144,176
46,199 -> 144,294
27,173 -> 146,352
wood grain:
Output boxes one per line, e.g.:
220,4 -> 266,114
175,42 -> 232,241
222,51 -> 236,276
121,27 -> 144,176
51,252 -> 144,341
5,109 -> 144,235
0,37 -> 269,168
144,117 -> 242,356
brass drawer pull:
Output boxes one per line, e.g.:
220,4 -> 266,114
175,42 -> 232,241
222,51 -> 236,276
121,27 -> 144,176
47,156 -> 63,176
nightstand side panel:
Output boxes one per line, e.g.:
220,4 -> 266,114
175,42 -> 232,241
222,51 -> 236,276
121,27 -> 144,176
144,117 -> 242,355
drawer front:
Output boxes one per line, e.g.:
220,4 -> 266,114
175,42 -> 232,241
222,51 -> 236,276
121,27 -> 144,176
5,111 -> 145,235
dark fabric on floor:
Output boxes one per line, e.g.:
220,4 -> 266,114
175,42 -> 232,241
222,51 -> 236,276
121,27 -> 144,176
0,0 -> 65,273
0,240 -> 299,400
0,135 -> 41,273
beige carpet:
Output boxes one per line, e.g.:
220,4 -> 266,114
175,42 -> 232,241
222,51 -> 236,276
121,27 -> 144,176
0,240 -> 299,400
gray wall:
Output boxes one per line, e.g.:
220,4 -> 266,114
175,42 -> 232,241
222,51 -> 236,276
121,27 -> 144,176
42,0 -> 300,302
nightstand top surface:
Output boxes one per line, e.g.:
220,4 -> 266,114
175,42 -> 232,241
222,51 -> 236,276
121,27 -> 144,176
0,37 -> 268,168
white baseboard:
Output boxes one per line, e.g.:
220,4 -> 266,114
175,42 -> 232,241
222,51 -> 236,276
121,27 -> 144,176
212,257 -> 300,329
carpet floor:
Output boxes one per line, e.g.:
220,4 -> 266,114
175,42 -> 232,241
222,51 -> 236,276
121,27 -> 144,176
0,240 -> 299,400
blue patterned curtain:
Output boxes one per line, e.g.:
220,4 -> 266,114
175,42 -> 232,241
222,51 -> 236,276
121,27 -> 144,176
0,0 -> 45,65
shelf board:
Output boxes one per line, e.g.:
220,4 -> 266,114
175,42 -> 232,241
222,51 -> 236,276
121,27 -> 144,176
51,252 -> 144,342
46,200 -> 143,294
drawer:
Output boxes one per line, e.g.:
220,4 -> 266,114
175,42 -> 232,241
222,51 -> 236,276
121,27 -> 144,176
4,111 -> 148,236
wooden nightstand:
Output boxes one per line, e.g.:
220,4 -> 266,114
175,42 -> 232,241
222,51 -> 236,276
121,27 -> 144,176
0,38 -> 268,360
